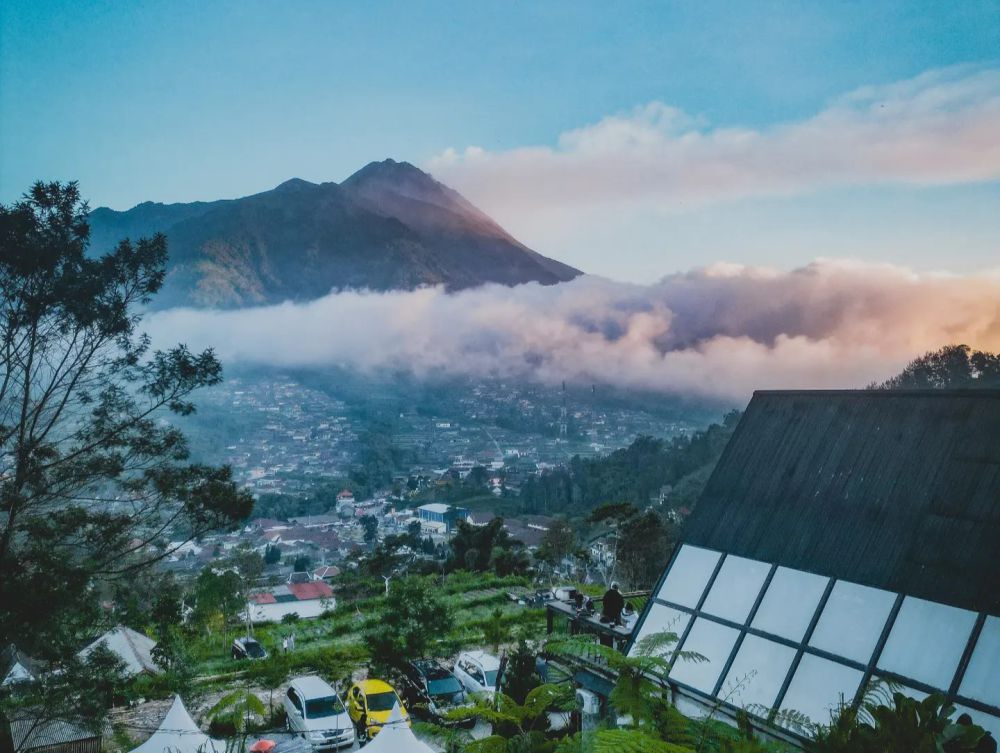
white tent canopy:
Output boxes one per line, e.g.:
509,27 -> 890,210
362,703 -> 436,753
129,695 -> 224,753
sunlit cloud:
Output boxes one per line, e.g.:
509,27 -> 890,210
145,260 -> 1000,402
428,66 -> 1000,221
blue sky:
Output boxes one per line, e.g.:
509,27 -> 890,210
1,1 -> 998,281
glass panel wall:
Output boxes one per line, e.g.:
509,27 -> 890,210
959,616 -> 1000,708
643,549 -> 997,738
809,580 -> 895,664
701,555 -> 771,624
657,545 -> 721,608
780,654 -> 864,728
752,567 -> 829,641
630,603 -> 692,658
669,618 -> 739,694
720,635 -> 796,711
877,597 -> 977,690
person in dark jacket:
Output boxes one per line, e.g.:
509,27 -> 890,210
601,582 -> 624,624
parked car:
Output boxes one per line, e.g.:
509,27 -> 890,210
346,678 -> 408,742
282,675 -> 355,751
231,636 -> 267,660
454,650 -> 502,697
399,659 -> 475,728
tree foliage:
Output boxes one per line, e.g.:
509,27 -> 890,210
804,689 -> 988,753
450,518 -> 529,575
0,182 -> 252,656
518,412 -> 741,516
875,344 -> 1000,390
363,577 -> 454,670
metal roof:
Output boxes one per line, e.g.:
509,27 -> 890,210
77,626 -> 159,676
418,503 -> 452,514
683,390 -> 1000,615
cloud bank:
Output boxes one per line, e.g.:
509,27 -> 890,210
428,66 -> 1000,219
146,260 -> 1000,401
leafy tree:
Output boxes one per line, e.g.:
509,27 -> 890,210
617,511 -> 678,590
293,555 -> 312,572
450,518 -> 527,575
227,545 -> 264,635
208,687 -> 266,752
264,544 -> 281,564
151,574 -> 184,636
363,577 -> 453,671
466,465 -> 489,489
518,412 -> 741,517
537,518 -> 576,573
875,344 -> 1000,390
501,640 -> 542,705
406,519 -> 423,546
0,182 -> 252,658
1,645 -> 129,752
361,514 -> 379,544
804,689 -> 988,753
149,625 -> 195,693
490,546 -> 530,577
192,568 -> 244,640
255,654 -> 291,719
482,607 -> 512,654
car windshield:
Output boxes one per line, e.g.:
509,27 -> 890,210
483,670 -> 500,687
245,641 -> 266,658
305,695 -> 345,718
428,676 -> 463,697
366,691 -> 398,712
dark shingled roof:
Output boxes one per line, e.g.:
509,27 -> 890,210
683,390 -> 1000,615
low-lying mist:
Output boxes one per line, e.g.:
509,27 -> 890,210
145,260 -> 1000,401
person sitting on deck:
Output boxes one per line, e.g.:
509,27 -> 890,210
601,582 -> 624,625
621,601 -> 638,629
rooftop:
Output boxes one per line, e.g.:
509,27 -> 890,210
685,389 -> 1000,615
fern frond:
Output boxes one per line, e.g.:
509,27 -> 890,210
463,735 -> 509,753
591,729 -> 695,753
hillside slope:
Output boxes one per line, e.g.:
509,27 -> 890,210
88,160 -> 580,308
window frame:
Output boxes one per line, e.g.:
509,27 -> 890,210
628,546 -> 1000,734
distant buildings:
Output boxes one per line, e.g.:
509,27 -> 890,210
417,503 -> 467,534
247,579 -> 335,623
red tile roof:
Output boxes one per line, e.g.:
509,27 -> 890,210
250,592 -> 277,604
287,581 -> 334,601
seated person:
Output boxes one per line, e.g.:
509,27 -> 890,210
601,582 -> 624,624
621,602 -> 638,629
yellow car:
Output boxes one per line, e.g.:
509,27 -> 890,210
346,678 -> 409,741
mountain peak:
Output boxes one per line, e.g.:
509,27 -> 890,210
344,159 -> 430,185
274,177 -> 317,192
86,158 -> 581,308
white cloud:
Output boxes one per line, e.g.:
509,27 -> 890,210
145,259 -> 1000,402
427,66 -> 1000,218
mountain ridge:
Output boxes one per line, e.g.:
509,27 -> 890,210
88,160 -> 580,308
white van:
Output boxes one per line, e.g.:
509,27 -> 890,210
453,650 -> 502,697
283,675 -> 355,751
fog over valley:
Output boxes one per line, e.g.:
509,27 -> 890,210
147,259 -> 1000,401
